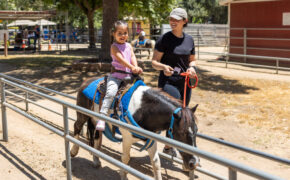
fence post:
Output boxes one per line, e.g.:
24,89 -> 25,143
243,28 -> 247,63
1,79 -> 8,142
63,105 -> 72,180
229,167 -> 237,180
25,91 -> 29,111
65,11 -> 70,51
276,59 -> 279,74
4,33 -> 8,57
226,54 -> 229,68
197,27 -> 200,60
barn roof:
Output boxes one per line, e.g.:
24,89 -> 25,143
220,0 -> 279,5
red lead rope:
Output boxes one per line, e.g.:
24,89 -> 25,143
180,72 -> 198,108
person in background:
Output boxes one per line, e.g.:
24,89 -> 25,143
151,8 -> 197,156
33,25 -> 40,52
27,30 -> 35,47
136,28 -> 146,47
96,20 -> 143,131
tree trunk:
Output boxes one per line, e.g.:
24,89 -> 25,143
87,11 -> 96,49
100,0 -> 119,62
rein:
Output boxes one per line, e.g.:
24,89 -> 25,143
180,72 -> 198,108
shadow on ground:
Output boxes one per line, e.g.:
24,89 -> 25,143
62,158 -> 121,180
0,56 -> 258,104
0,143 -> 46,179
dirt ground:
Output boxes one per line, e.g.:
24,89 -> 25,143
0,55 -> 289,180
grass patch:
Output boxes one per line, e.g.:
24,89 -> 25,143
216,78 -> 290,134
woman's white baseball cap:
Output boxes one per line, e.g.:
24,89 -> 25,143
169,8 -> 188,20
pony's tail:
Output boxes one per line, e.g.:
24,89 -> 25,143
87,117 -> 95,147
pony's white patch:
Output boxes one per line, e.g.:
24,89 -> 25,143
128,86 -> 150,115
188,127 -> 193,134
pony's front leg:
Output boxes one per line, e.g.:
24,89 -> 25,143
148,143 -> 162,180
120,133 -> 133,180
70,134 -> 80,157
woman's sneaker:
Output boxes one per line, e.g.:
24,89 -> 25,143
163,147 -> 177,157
96,120 -> 105,131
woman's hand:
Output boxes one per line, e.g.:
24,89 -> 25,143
186,66 -> 197,78
132,66 -> 143,74
163,65 -> 174,76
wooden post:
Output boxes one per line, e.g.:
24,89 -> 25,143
243,28 -> 247,63
4,33 -> 8,57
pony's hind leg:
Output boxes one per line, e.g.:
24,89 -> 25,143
92,104 -> 103,168
148,143 -> 162,180
70,112 -> 89,157
92,129 -> 102,168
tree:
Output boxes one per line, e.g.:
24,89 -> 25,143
56,0 -> 102,48
99,0 -> 119,61
179,0 -> 227,24
119,0 -> 177,25
100,0 -> 177,62
71,0 -> 102,48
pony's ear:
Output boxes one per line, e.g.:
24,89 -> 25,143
191,104 -> 199,114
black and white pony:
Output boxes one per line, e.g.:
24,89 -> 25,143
131,39 -> 155,58
70,77 -> 198,179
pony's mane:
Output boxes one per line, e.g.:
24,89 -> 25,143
145,88 -> 182,107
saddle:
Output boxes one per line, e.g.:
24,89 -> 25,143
83,76 -> 155,151
93,70 -> 143,139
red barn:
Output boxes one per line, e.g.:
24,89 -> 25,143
220,0 -> 290,67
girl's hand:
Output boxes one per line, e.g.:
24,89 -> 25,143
186,66 -> 197,78
132,66 -> 143,74
163,65 -> 174,76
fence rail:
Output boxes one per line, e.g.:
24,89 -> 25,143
197,51 -> 290,74
1,74 -> 289,180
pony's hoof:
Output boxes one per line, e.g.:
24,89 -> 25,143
70,148 -> 78,157
120,172 -> 128,180
93,156 -> 101,168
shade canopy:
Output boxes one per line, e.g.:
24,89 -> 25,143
36,19 -> 56,26
7,19 -> 56,27
7,20 -> 36,26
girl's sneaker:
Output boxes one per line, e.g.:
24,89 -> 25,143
96,120 -> 105,131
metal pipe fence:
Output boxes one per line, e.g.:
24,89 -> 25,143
1,73 -> 289,165
1,75 -> 288,180
198,51 -> 290,74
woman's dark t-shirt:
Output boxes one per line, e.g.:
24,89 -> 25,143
155,31 -> 195,88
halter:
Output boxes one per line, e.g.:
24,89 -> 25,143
168,107 -> 182,139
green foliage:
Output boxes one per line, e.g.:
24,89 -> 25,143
119,0 -> 178,25
2,0 -> 55,11
178,0 -> 227,24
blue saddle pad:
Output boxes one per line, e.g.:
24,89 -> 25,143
82,77 -> 104,105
